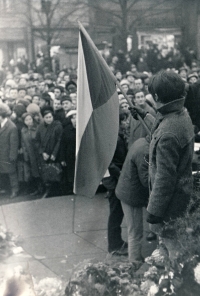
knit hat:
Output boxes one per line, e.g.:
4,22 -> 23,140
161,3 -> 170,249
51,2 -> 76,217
119,99 -> 128,106
66,110 -> 77,118
120,79 -> 130,86
13,104 -> 26,118
187,71 -> 198,81
61,95 -> 72,103
26,103 -> 40,115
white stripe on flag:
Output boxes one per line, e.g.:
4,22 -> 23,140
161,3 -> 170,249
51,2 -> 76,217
76,32 -> 93,156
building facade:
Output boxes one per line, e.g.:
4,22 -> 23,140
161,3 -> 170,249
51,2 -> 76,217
0,0 -> 199,69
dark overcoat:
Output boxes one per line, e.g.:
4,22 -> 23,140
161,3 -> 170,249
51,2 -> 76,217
0,119 -> 19,173
60,123 -> 76,183
147,98 -> 194,222
35,120 -> 63,161
21,125 -> 40,178
102,132 -> 127,190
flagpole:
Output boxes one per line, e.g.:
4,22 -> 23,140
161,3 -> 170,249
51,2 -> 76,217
78,21 -> 151,136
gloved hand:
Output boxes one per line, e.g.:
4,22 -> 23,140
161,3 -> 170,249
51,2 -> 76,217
146,211 -> 163,224
129,105 -> 147,120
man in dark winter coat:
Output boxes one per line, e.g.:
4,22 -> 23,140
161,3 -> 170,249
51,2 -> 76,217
60,110 -> 76,195
102,113 -> 128,255
146,70 -> 194,234
0,103 -> 19,198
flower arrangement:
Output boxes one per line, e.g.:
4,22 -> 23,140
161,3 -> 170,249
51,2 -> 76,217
65,193 -> 200,296
65,261 -> 142,296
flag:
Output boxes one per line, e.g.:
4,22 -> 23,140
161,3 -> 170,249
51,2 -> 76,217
74,24 -> 119,197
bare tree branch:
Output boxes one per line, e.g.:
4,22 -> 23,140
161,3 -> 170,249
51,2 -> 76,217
127,0 -> 141,10
49,0 -> 62,21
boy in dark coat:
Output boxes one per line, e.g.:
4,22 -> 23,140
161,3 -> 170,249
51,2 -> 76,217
131,71 -> 194,231
146,71 -> 194,232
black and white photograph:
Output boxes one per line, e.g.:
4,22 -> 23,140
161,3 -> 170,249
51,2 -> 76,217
0,0 -> 200,295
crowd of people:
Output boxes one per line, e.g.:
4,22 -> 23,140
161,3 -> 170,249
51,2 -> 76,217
0,44 -> 200,267
0,68 -> 78,199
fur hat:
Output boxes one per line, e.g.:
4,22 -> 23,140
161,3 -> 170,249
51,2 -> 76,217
41,106 -> 54,117
13,104 -> 26,118
26,103 -> 40,115
65,81 -> 77,91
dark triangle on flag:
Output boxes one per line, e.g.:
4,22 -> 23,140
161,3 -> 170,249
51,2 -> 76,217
80,31 -> 117,110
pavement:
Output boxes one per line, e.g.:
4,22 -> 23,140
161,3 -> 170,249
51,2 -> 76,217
0,192 -> 157,283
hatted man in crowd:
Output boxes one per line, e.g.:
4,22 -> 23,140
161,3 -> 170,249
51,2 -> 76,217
61,95 -> 73,117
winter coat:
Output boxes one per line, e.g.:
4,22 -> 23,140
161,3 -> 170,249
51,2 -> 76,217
54,109 -> 66,125
116,137 -> 149,207
102,132 -> 127,190
60,123 -> 76,183
0,119 -> 18,174
147,98 -> 194,222
21,125 -> 40,178
35,120 -> 63,161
